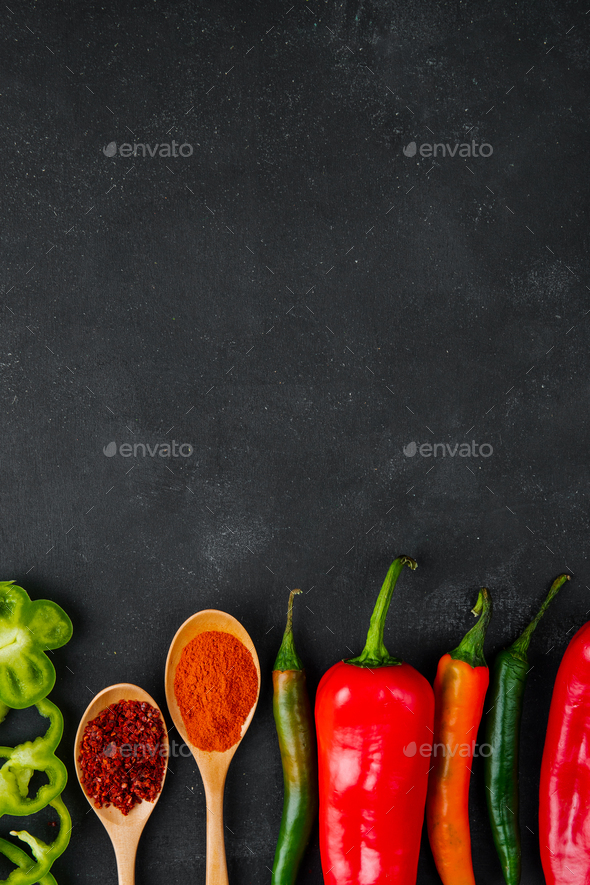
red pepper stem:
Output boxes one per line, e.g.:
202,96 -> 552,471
345,555 -> 417,668
273,589 -> 304,671
449,588 -> 493,668
509,574 -> 570,662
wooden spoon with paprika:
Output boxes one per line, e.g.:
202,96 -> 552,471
164,609 -> 261,885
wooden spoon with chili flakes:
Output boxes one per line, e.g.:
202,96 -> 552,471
74,683 -> 169,885
165,609 -> 261,885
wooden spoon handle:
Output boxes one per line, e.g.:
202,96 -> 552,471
110,830 -> 138,885
116,853 -> 136,885
204,779 -> 229,885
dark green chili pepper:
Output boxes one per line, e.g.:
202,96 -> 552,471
485,573 -> 570,885
272,589 -> 318,885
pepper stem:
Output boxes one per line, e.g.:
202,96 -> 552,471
449,588 -> 493,668
273,589 -> 304,671
510,574 -> 570,661
345,556 -> 417,668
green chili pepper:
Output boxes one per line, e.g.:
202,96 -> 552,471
0,795 -> 71,885
485,573 -> 570,885
272,589 -> 318,885
0,583 -> 73,709
0,698 -> 67,816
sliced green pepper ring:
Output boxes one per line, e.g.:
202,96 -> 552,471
0,583 -> 73,710
0,699 -> 67,816
0,795 -> 71,884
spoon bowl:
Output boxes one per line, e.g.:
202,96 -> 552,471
165,609 -> 261,885
74,683 -> 169,885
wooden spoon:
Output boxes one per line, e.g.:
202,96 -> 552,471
74,683 -> 169,885
164,610 -> 261,885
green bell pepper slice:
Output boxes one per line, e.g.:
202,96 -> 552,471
0,698 -> 67,816
0,583 -> 73,709
0,795 -> 71,884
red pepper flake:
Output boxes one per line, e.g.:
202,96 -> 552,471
78,699 -> 167,816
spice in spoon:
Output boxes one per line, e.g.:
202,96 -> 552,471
174,630 -> 258,752
79,699 -> 167,815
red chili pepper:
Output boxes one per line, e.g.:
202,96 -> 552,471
315,556 -> 434,885
539,619 -> 590,883
426,588 -> 492,885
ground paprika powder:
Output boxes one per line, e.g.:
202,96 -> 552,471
174,630 -> 258,752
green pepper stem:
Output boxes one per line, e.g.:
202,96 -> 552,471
345,556 -> 417,668
510,574 -> 570,661
273,589 -> 304,671
449,588 -> 493,668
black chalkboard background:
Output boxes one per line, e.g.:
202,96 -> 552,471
2,0 -> 589,882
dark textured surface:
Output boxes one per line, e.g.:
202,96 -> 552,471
1,0 -> 589,882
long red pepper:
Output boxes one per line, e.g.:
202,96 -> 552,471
540,618 -> 590,883
315,556 -> 434,885
427,588 -> 492,885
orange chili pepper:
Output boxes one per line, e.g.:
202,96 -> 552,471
427,588 -> 492,885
